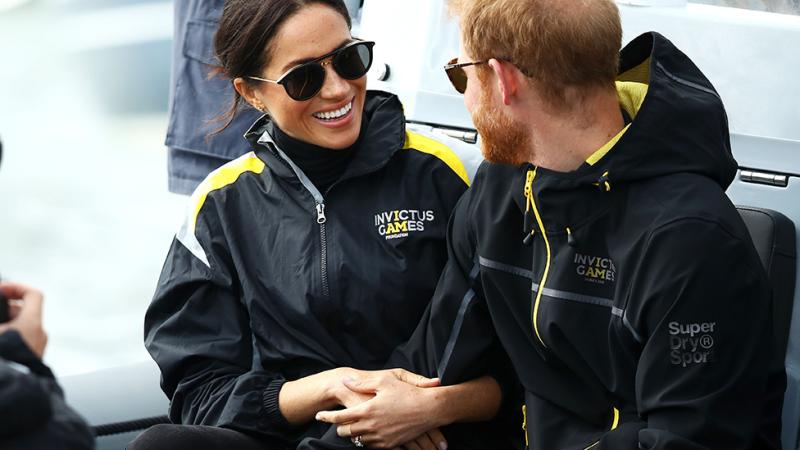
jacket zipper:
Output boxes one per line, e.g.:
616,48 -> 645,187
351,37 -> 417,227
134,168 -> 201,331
264,137 -> 402,331
582,408 -> 620,450
525,168 -> 551,349
261,131 -> 404,330
262,141 -> 335,326
315,203 -> 331,318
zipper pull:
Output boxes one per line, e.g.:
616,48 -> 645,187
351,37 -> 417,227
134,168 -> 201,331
524,210 -> 534,233
523,230 -> 535,246
523,168 -> 536,240
316,203 -> 327,224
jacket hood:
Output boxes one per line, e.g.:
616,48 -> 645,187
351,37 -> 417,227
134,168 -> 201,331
533,32 -> 736,189
520,32 -> 737,226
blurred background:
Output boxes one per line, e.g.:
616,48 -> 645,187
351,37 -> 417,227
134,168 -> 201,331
0,0 -> 184,377
695,0 -> 798,14
0,0 -> 796,379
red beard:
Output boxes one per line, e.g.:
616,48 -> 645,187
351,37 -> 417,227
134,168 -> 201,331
473,86 -> 531,167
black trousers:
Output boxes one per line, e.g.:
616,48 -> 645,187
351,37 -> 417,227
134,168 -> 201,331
126,419 -> 523,450
125,424 -> 283,450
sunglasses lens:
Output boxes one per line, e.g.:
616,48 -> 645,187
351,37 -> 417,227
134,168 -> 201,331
283,64 -> 325,101
445,61 -> 468,94
335,43 -> 373,79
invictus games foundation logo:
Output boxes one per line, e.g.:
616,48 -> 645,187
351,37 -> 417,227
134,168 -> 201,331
669,321 -> 717,367
573,253 -> 616,284
374,209 -> 434,240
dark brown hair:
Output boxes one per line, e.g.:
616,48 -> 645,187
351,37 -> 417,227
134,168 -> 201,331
209,0 -> 352,137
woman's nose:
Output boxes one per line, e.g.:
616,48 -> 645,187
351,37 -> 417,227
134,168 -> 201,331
318,63 -> 349,99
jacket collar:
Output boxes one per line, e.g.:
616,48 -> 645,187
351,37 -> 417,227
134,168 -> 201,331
511,32 -> 737,232
244,90 -> 406,185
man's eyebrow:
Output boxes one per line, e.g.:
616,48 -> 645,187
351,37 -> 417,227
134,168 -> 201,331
280,38 -> 353,73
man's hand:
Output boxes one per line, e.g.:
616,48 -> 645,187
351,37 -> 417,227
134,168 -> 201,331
326,367 -> 376,409
0,282 -> 47,359
315,368 -> 447,449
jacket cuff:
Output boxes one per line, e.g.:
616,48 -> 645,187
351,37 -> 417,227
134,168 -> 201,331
0,331 -> 53,378
262,378 -> 293,431
487,369 -> 524,423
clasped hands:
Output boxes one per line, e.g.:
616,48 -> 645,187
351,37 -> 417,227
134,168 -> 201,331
317,368 -> 448,450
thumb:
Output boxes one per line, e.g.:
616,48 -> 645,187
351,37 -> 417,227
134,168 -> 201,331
341,375 -> 379,395
415,377 -> 440,388
393,369 -> 440,388
315,405 -> 362,425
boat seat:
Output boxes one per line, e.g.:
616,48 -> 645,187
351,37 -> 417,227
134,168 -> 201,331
737,205 -> 797,361
737,205 -> 797,446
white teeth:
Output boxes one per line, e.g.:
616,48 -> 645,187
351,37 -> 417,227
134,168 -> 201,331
314,101 -> 352,120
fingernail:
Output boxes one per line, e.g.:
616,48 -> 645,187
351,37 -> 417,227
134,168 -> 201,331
439,442 -> 448,450
315,413 -> 322,421
342,376 -> 353,382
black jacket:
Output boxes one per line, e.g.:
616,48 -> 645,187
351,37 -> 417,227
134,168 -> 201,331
390,32 -> 782,449
0,331 -> 94,450
145,91 -> 498,447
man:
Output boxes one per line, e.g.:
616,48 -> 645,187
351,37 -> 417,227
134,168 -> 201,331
317,0 -> 783,448
0,139 -> 94,449
0,281 -> 95,450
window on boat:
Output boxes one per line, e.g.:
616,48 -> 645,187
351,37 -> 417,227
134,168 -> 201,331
690,0 -> 799,15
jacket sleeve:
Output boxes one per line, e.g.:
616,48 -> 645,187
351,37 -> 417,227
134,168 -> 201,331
388,187 -> 507,386
0,331 -> 95,450
385,188 -> 524,447
144,196 -> 297,439
609,218 -> 774,450
0,331 -> 54,439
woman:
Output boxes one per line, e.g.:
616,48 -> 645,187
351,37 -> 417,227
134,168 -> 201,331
131,1 -> 520,449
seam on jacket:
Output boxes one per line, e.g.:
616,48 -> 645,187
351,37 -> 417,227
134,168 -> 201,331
656,62 -> 721,101
404,131 -> 471,186
437,253 -> 482,379
623,312 -> 646,344
531,283 -> 614,308
479,256 -> 534,279
176,152 -> 266,267
612,307 -> 645,343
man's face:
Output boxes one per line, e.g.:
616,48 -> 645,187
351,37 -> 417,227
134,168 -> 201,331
459,40 -> 531,167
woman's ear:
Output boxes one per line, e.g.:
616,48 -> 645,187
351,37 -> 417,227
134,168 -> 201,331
234,77 -> 265,112
488,59 -> 517,106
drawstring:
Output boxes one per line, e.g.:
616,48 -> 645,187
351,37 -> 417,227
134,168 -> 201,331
525,168 -> 550,348
593,171 -> 611,193
523,170 -> 536,246
567,227 -> 577,247
522,405 -> 528,447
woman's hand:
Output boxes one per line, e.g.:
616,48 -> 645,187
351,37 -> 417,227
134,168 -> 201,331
399,428 -> 448,450
278,367 -> 376,425
315,368 -> 447,449
0,282 -> 47,359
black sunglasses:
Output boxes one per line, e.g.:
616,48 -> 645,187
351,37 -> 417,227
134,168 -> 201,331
249,40 -> 375,101
444,58 -> 485,94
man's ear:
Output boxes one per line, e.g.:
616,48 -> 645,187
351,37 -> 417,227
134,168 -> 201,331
234,77 -> 264,111
488,59 -> 517,106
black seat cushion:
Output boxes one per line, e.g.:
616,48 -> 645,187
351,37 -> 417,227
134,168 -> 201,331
737,205 -> 797,361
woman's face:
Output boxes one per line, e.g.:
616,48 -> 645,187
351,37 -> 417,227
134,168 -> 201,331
244,4 -> 366,149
